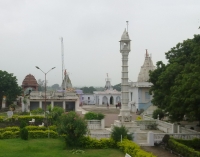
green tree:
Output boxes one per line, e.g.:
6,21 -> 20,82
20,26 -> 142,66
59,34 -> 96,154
113,83 -> 121,91
149,34 -> 200,122
51,84 -> 60,90
57,111 -> 88,147
80,86 -> 96,94
152,108 -> 164,120
0,70 -> 22,108
47,106 -> 64,125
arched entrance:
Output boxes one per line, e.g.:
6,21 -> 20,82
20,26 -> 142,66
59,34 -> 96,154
102,96 -> 108,105
110,96 -> 113,105
116,96 -> 121,103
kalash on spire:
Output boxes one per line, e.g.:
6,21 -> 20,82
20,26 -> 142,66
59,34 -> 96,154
61,69 -> 74,91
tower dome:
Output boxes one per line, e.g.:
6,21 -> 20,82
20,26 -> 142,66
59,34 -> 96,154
22,74 -> 38,91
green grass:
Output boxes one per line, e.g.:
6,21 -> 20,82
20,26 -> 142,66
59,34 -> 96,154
0,138 -> 124,157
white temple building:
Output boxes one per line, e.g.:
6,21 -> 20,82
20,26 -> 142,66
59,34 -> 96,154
128,50 -> 155,111
82,75 -> 121,105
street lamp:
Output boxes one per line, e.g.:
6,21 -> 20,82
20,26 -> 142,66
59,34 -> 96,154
35,66 -> 55,112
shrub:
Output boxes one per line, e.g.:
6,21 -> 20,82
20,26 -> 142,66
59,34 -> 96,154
50,106 -> 64,123
20,128 -> 28,140
0,116 -> 4,122
20,120 -> 27,129
152,108 -> 164,120
117,139 -> 156,157
28,130 -> 58,138
168,138 -> 200,157
25,126 -> 47,131
1,131 -> 15,139
79,136 -> 116,149
111,126 -> 133,143
57,111 -> 88,147
162,134 -> 170,144
175,138 -> 200,150
31,108 -> 44,114
84,112 -> 105,120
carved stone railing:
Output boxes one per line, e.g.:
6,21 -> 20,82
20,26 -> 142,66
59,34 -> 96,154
87,119 -> 105,130
89,133 -> 111,139
154,133 -> 200,142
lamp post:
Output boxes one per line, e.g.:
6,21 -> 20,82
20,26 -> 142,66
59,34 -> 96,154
35,66 -> 55,112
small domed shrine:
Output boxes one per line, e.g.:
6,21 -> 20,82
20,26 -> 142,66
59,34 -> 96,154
22,74 -> 38,92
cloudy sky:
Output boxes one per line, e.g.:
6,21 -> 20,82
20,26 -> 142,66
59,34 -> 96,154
0,0 -> 200,87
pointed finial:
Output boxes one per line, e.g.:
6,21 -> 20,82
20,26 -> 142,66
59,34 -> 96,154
64,69 -> 67,75
126,21 -> 129,32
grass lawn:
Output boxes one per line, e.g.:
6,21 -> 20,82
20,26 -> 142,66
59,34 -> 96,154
0,138 -> 125,157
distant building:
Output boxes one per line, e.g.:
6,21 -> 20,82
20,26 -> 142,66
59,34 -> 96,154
22,71 -> 79,112
82,75 -> 121,105
129,50 -> 155,111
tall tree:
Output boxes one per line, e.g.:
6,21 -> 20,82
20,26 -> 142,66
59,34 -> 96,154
51,84 -> 60,90
0,70 -> 22,108
149,34 -> 200,122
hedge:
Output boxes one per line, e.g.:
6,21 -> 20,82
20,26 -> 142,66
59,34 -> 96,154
175,138 -> 200,149
29,130 -> 58,138
117,139 -> 156,157
0,131 -> 19,139
168,138 -> 200,157
80,136 -> 116,149
84,112 -> 105,120
0,126 -> 20,133
25,126 -> 47,131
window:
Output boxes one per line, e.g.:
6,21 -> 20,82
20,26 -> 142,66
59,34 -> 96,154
88,97 -> 90,100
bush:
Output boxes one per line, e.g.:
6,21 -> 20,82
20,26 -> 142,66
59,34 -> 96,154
117,139 -> 156,157
57,111 -> 88,147
1,131 -> 17,139
25,126 -> 47,131
79,136 -> 116,149
175,138 -> 200,150
0,116 -> 4,122
152,108 -> 164,120
84,112 -> 105,120
20,128 -> 28,140
28,130 -> 58,138
168,138 -> 200,157
31,108 -> 44,114
50,106 -> 64,124
111,126 -> 133,143
20,120 -> 27,129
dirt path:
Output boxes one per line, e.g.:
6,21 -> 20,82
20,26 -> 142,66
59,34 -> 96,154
141,146 -> 177,157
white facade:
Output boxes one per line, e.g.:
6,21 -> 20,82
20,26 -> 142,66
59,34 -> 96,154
23,90 -> 79,112
128,50 -> 155,111
81,94 -> 95,105
94,90 -> 121,105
